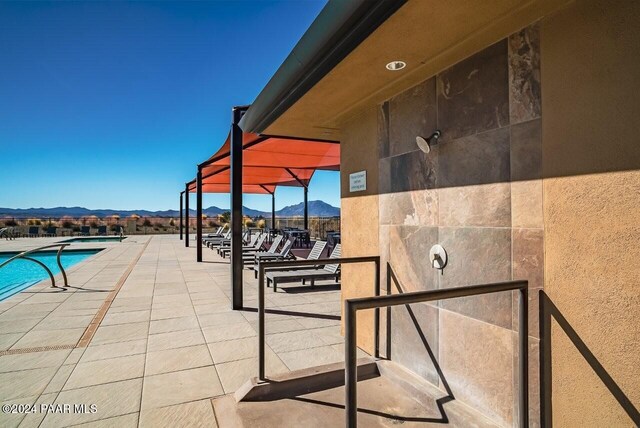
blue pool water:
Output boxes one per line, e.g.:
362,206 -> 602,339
0,250 -> 101,301
61,237 -> 126,243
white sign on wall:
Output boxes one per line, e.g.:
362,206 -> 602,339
349,170 -> 367,192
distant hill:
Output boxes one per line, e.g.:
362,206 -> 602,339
273,200 -> 340,217
0,200 -> 340,218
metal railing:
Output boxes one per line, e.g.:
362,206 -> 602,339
344,280 -> 529,428
0,244 -> 70,288
257,256 -> 381,380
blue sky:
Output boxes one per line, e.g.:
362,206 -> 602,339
0,0 -> 339,212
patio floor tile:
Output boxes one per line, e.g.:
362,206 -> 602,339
141,366 -> 223,410
41,378 -> 143,427
63,354 -> 145,390
145,344 -> 213,376
81,339 -> 147,363
147,329 -> 205,352
139,399 -> 217,428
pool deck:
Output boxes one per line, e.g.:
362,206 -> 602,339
0,235 -> 346,427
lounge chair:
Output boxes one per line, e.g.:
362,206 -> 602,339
206,226 -> 226,238
0,228 -> 12,240
251,237 -> 295,266
203,230 -> 231,248
220,233 -> 267,258
265,244 -> 341,292
243,235 -> 283,264
97,225 -> 107,236
213,231 -> 249,254
28,226 -> 39,237
253,240 -> 326,278
79,226 -> 90,236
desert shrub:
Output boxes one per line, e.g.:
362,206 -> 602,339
257,219 -> 266,229
3,219 -> 17,227
142,219 -> 152,227
89,221 -> 99,229
169,219 -> 175,227
208,220 -> 219,228
244,219 -> 255,228
61,220 -> 74,229
153,222 -> 164,229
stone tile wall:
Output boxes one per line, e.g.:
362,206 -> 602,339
377,24 -> 542,428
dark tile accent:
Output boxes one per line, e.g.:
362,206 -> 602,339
511,118 -> 542,181
388,78 -> 437,157
437,40 -> 509,142
440,309 -> 515,426
389,149 -> 437,192
388,225 -> 438,293
436,126 -> 510,188
390,303 -> 439,385
380,190 -> 438,226
378,102 -> 390,160
509,24 -> 541,124
378,157 -> 391,194
438,227 -> 513,328
438,183 -> 511,227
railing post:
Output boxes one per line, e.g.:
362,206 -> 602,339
374,258 -> 380,359
345,300 -> 358,428
56,245 -> 69,286
258,261 -> 266,381
519,287 -> 529,427
540,290 -> 552,427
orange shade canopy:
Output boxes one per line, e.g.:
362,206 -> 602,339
190,132 -> 339,194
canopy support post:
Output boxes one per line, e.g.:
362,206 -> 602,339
231,106 -> 247,310
185,183 -> 190,247
196,167 -> 203,262
272,192 -> 276,230
179,191 -> 184,240
304,186 -> 309,231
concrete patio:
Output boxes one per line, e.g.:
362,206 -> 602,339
0,235 -> 345,427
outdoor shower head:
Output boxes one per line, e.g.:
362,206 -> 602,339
416,130 -> 441,153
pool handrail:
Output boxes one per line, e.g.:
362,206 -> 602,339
0,244 -> 71,288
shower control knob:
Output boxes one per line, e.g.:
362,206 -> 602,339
429,244 -> 447,271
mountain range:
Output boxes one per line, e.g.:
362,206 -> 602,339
0,200 -> 340,218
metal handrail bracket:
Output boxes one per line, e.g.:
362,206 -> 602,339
345,280 -> 529,428
0,244 -> 71,288
257,256 -> 381,381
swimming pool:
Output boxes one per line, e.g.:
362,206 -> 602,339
0,249 -> 102,301
61,236 -> 126,243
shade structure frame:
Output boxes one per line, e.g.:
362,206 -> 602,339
187,128 -> 340,310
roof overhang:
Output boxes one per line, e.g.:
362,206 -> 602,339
240,0 -> 570,140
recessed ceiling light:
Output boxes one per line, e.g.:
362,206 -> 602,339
385,61 -> 406,71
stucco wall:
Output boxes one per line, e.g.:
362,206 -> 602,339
541,1 -> 640,425
340,107 -> 379,354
